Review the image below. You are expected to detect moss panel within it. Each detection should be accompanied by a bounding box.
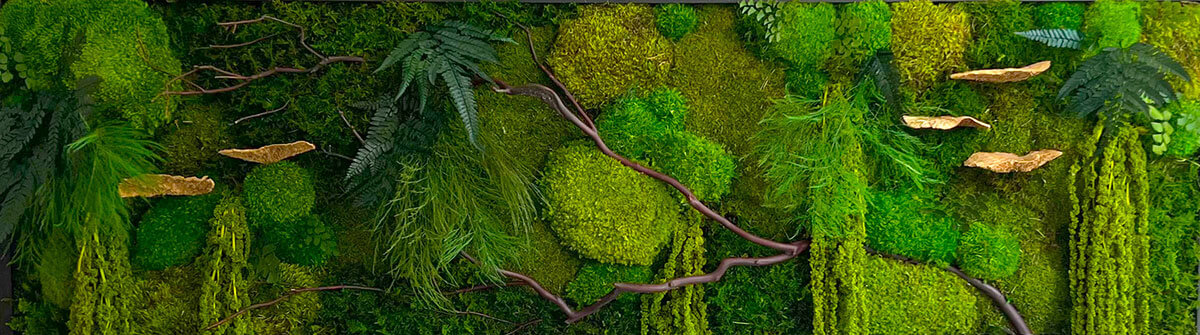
[669,5,790,238]
[890,0,972,93]
[1083,0,1142,50]
[510,218,582,295]
[863,256,980,334]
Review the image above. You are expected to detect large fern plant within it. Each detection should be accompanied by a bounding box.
[0,78,95,251]
[1058,43,1190,122]
[376,20,511,149]
[343,97,442,206]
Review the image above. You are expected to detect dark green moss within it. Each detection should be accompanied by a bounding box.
[705,221,811,335]
[133,193,222,270]
[244,161,315,227]
[958,0,1036,68]
[158,104,234,176]
[566,262,652,305]
[510,218,581,295]
[655,4,699,41]
[261,214,338,266]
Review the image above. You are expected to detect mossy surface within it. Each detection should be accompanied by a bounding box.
[959,0,1035,68]
[866,189,959,266]
[1082,0,1141,49]
[549,4,672,109]
[862,256,979,335]
[243,161,315,227]
[566,262,652,305]
[957,222,1021,280]
[1141,1,1200,100]
[828,0,892,83]
[655,4,699,41]
[261,214,338,266]
[1146,160,1199,335]
[771,2,836,68]
[890,0,971,93]
[133,193,222,270]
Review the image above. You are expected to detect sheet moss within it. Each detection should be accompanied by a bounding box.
[890,0,971,93]
[862,256,980,335]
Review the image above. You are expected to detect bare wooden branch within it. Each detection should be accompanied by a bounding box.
[233,101,290,125]
[204,285,383,330]
[444,282,527,296]
[339,110,365,144]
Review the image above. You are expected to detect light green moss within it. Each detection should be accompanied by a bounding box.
[771,2,836,68]
[243,161,315,227]
[510,218,581,295]
[866,189,959,266]
[890,0,971,92]
[1083,0,1141,49]
[863,256,980,335]
[828,0,892,83]
[1141,1,1200,100]
[566,262,651,305]
[549,4,672,109]
[957,223,1021,280]
[542,144,678,265]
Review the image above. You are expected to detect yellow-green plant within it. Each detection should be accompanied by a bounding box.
[641,214,708,335]
[549,4,672,109]
[199,196,252,335]
[889,0,971,92]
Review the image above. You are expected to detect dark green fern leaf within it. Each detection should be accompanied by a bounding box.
[860,50,902,114]
[1060,43,1191,121]
[442,70,481,149]
[1015,28,1083,50]
[345,98,443,207]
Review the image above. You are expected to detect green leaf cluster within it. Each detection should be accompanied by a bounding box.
[862,256,980,335]
[956,222,1021,280]
[0,0,180,131]
[596,88,738,202]
[1082,0,1141,50]
[655,4,698,42]
[132,193,221,270]
[1058,43,1190,121]
[0,25,29,85]
[566,262,652,306]
[737,0,780,47]
[549,4,672,109]
[828,1,892,83]
[1165,99,1200,158]
[244,161,316,227]
[344,97,442,207]
[261,214,339,266]
[889,0,971,92]
[542,144,678,266]
[376,20,511,148]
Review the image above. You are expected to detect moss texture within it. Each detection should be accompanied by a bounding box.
[890,0,971,93]
[549,4,672,109]
[1147,160,1200,335]
[566,262,652,305]
[542,144,679,265]
[655,4,699,41]
[1082,0,1141,50]
[957,222,1021,280]
[959,0,1035,68]
[862,256,979,335]
[1165,100,1200,158]
[1141,1,1200,100]
[772,2,836,68]
[243,161,315,227]
[132,193,222,270]
[865,189,959,266]
[828,0,892,83]
[261,214,338,266]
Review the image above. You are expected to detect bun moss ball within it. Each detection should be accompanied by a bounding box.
[133,192,221,270]
[244,161,315,227]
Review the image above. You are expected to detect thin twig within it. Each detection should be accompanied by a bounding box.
[449,309,515,324]
[339,110,365,144]
[506,318,542,335]
[200,32,284,50]
[233,101,290,125]
[443,281,527,296]
[204,285,383,330]
[321,145,353,161]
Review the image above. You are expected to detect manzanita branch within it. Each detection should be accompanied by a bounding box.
[164,16,365,96]
[867,248,1032,335]
[204,285,383,331]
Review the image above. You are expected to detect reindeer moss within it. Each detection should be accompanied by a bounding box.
[1141,1,1200,100]
[863,256,980,335]
[1083,0,1141,50]
[542,144,678,265]
[890,0,971,93]
[549,4,672,109]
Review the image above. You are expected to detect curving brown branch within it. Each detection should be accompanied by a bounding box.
[867,248,1032,335]
[204,285,383,331]
[164,16,365,96]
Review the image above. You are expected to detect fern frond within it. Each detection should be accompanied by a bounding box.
[1015,29,1083,50]
[1130,43,1192,82]
[377,32,430,74]
[442,71,481,149]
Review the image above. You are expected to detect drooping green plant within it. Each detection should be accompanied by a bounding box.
[542,144,678,265]
[1058,43,1190,122]
[956,222,1021,280]
[566,262,652,306]
[655,4,698,41]
[641,214,708,335]
[199,196,252,335]
[132,193,221,270]
[376,20,511,148]
[371,119,535,307]
[1,79,93,252]
[243,161,315,228]
[549,4,672,109]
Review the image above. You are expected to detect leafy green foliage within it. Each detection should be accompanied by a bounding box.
[0,82,91,250]
[596,89,737,202]
[1058,43,1190,121]
[566,262,652,306]
[0,25,29,86]
[132,193,221,270]
[199,196,252,335]
[542,144,677,265]
[737,0,780,44]
[0,0,180,131]
[8,298,68,335]
[862,256,980,334]
[1142,1,1200,100]
[1165,100,1200,157]
[376,20,511,148]
[772,2,836,68]
[262,214,339,266]
[343,97,442,207]
[956,223,1021,280]
[1069,124,1151,335]
[655,4,698,41]
[1034,3,1085,30]
[1016,29,1084,50]
[244,161,315,227]
[1083,0,1141,50]
[866,189,959,266]
[889,0,971,92]
[371,121,536,306]
[1148,103,1174,155]
[549,4,672,109]
[828,0,891,82]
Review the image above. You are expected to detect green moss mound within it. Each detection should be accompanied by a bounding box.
[771,2,836,68]
[890,0,971,92]
[1141,1,1200,100]
[0,0,180,131]
[1034,3,1085,29]
[1083,0,1141,49]
[542,144,678,265]
[957,222,1021,280]
[262,214,338,266]
[244,161,316,227]
[865,190,959,266]
[828,0,892,83]
[549,4,672,109]
[656,4,698,41]
[959,0,1035,68]
[1166,100,1200,158]
[133,193,222,270]
[510,219,581,295]
[863,256,980,334]
[159,105,233,176]
[1147,160,1200,335]
[566,262,652,305]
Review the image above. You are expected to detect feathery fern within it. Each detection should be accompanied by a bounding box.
[1015,28,1084,50]
[1059,43,1191,122]
[376,20,511,149]
[0,77,95,253]
[343,97,442,207]
[738,0,781,43]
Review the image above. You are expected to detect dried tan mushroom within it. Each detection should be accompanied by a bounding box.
[119,174,215,198]
[963,150,1063,173]
[949,61,1052,83]
[902,115,992,130]
[218,140,315,164]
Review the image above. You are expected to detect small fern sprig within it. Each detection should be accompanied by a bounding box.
[376,20,513,149]
[344,97,442,207]
[1015,29,1084,50]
